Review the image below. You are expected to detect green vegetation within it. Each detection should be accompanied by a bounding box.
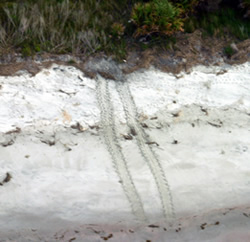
[0,0,133,57]
[0,0,115,54]
[131,0,183,37]
[0,0,249,59]
[224,45,235,57]
[198,8,250,40]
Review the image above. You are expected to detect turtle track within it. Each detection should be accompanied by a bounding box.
[96,75,147,222]
[116,80,175,222]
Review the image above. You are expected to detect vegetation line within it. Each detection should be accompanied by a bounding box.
[0,0,249,60]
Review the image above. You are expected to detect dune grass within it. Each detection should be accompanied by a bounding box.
[0,0,249,60]
[0,0,135,57]
[184,7,250,40]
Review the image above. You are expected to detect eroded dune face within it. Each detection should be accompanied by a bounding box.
[0,61,249,241]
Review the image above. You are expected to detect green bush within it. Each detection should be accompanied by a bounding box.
[131,0,184,37]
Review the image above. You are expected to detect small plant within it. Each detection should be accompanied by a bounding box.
[184,17,196,33]
[68,59,76,64]
[131,0,184,38]
[110,23,125,39]
[224,45,234,58]
[21,46,33,57]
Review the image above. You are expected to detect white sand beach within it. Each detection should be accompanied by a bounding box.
[0,61,249,241]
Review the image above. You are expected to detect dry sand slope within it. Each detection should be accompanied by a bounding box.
[0,61,250,241]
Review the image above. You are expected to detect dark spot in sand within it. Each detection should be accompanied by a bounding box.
[1,173,12,185]
[175,227,181,232]
[130,128,137,136]
[5,127,21,134]
[87,227,101,234]
[89,125,100,130]
[41,140,55,146]
[207,121,222,128]
[148,224,159,228]
[172,112,179,117]
[101,234,113,240]
[71,122,85,132]
[201,107,208,115]
[2,140,14,147]
[122,134,133,140]
[58,89,77,95]
[141,123,149,128]
[146,141,159,146]
[216,70,227,75]
[172,140,178,144]
[200,223,207,230]
[78,75,84,82]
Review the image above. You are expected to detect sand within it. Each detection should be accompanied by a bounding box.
[0,61,249,241]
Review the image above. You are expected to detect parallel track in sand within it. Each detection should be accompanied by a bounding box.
[116,80,175,222]
[96,76,147,222]
[94,57,175,222]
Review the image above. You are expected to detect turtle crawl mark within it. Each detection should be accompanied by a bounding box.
[96,75,146,222]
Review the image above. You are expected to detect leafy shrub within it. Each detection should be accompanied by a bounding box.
[131,0,184,37]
